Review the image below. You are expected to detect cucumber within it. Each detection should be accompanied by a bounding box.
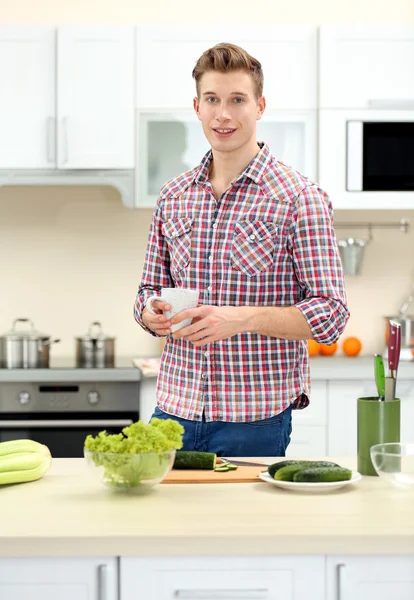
[274,464,310,481]
[268,459,340,479]
[173,451,217,470]
[293,467,352,483]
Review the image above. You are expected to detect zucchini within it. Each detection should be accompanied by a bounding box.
[173,451,217,470]
[293,467,352,483]
[268,459,340,479]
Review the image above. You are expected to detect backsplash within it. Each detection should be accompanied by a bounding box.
[1,186,414,358]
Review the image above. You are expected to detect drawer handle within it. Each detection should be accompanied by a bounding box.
[174,591,268,599]
[336,563,346,600]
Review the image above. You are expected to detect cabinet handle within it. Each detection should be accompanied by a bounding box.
[336,563,346,600]
[368,99,414,109]
[174,590,268,599]
[61,117,69,165]
[46,117,55,163]
[98,564,108,600]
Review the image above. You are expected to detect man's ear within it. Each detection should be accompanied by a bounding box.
[256,95,266,121]
[193,97,200,119]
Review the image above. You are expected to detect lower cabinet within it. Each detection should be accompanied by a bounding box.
[120,556,325,600]
[327,556,414,599]
[0,557,117,600]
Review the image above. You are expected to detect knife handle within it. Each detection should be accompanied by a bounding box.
[388,321,401,372]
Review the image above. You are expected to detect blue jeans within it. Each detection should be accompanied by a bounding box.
[150,405,292,457]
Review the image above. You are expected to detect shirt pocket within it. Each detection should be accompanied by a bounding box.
[162,217,194,274]
[230,220,277,277]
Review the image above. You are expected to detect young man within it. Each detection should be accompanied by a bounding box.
[134,43,349,457]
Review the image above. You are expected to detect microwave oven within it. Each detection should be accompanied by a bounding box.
[347,120,414,192]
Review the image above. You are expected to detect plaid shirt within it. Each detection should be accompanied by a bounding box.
[135,143,349,422]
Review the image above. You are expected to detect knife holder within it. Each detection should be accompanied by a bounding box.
[357,397,400,476]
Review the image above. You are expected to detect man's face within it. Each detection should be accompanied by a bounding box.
[193,70,266,155]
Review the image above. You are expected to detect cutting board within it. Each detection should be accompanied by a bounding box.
[162,464,267,484]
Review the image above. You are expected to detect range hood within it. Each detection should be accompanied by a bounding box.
[0,169,135,208]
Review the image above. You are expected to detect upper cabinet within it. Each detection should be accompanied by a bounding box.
[0,26,134,170]
[136,26,317,110]
[319,25,414,109]
[0,28,55,169]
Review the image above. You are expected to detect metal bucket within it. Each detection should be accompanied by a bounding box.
[338,238,369,276]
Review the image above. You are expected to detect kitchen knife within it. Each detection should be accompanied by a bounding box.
[384,320,401,401]
[374,354,385,401]
[219,458,267,467]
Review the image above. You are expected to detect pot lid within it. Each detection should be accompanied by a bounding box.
[1,318,49,340]
[76,321,115,341]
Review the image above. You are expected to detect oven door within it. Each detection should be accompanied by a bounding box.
[347,119,414,191]
[0,411,138,458]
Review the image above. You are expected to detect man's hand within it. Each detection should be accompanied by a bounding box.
[142,301,172,336]
[171,305,248,346]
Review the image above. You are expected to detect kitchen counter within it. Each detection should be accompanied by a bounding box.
[0,457,413,557]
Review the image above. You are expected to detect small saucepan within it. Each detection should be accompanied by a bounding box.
[75,321,115,368]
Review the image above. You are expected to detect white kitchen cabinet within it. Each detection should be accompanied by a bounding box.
[327,380,414,456]
[0,557,117,600]
[0,27,55,168]
[136,25,317,110]
[135,108,317,206]
[121,556,325,600]
[0,25,134,170]
[288,380,327,456]
[319,25,414,109]
[327,556,414,600]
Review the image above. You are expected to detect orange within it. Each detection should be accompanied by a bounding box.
[307,339,320,357]
[342,336,362,357]
[319,342,338,356]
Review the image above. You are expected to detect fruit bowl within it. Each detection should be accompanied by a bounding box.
[370,443,414,490]
[84,448,176,492]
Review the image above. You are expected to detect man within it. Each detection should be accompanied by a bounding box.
[134,43,349,457]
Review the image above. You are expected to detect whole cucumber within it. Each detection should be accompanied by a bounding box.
[268,459,340,479]
[293,467,352,483]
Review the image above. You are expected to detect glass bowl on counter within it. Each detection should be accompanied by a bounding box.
[370,443,414,490]
[84,448,176,493]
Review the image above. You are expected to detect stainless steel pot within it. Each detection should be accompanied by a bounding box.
[75,321,115,368]
[0,318,60,369]
[384,315,414,348]
[338,238,369,276]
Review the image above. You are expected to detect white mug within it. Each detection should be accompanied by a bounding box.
[146,288,200,333]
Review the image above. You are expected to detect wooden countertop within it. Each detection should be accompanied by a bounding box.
[0,457,413,557]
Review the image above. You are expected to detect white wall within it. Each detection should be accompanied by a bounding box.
[1,1,414,359]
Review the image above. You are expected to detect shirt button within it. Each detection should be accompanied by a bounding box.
[207,286,212,292]
[204,351,209,358]
[212,223,217,229]
[209,255,213,261]
[250,234,256,241]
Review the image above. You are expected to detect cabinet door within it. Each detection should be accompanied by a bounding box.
[121,556,325,600]
[0,27,55,168]
[136,26,317,109]
[287,425,327,457]
[0,557,117,600]
[327,556,414,600]
[57,26,134,169]
[319,25,414,109]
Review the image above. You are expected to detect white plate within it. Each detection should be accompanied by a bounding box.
[259,470,362,493]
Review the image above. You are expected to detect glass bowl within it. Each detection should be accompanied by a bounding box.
[84,448,176,493]
[370,443,414,490]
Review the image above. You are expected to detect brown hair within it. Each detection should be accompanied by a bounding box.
[192,43,264,99]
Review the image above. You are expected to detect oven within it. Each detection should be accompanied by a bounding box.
[347,118,414,192]
[0,380,140,458]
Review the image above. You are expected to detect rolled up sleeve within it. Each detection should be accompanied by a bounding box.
[289,185,350,344]
[134,200,174,337]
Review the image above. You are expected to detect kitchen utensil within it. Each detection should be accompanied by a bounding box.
[337,238,369,276]
[370,442,414,490]
[357,396,400,475]
[75,321,115,368]
[374,354,385,401]
[383,315,414,349]
[162,464,266,484]
[384,320,401,401]
[220,458,267,467]
[146,288,199,332]
[0,318,60,369]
